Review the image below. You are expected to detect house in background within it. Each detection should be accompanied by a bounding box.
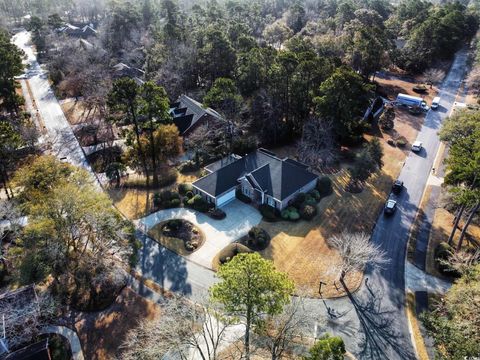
[56,23,97,38]
[170,94,225,136]
[112,63,145,85]
[192,148,318,209]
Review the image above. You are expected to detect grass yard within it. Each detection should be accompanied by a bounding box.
[109,170,201,219]
[73,287,161,360]
[61,100,101,125]
[258,78,427,298]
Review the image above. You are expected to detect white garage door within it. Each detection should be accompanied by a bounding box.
[216,189,236,207]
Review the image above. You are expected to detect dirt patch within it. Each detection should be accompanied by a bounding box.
[148,220,205,255]
[72,287,161,360]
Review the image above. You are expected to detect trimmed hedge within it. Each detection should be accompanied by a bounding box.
[208,208,227,220]
[236,189,252,204]
[259,204,277,222]
[178,183,193,195]
[153,190,181,209]
[246,226,271,250]
[308,189,321,202]
[185,194,210,213]
[281,206,300,221]
[300,204,317,220]
[317,176,333,197]
[178,160,199,174]
[219,243,253,264]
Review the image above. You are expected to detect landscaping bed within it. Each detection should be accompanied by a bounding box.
[147,219,205,255]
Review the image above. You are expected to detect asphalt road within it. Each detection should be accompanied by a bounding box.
[13,29,469,359]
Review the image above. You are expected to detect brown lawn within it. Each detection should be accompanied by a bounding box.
[109,170,201,219]
[61,100,101,125]
[257,76,429,298]
[73,287,161,360]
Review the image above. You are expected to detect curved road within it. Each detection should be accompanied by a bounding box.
[13,30,468,359]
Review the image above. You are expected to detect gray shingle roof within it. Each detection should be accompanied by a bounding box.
[193,149,318,200]
[170,95,224,135]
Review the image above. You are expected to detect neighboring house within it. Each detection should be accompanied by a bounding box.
[192,148,318,209]
[112,62,145,85]
[170,95,225,136]
[56,23,97,38]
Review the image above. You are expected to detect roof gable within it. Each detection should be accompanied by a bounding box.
[192,149,318,200]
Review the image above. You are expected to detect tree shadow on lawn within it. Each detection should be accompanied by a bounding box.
[343,280,416,360]
[136,230,192,296]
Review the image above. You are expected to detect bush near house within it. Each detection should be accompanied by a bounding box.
[219,243,253,264]
[308,189,321,202]
[185,194,210,212]
[246,226,271,250]
[281,207,300,221]
[178,160,199,174]
[300,204,317,220]
[317,176,333,197]
[208,208,227,220]
[236,189,252,204]
[178,183,193,195]
[259,204,278,222]
[153,190,181,209]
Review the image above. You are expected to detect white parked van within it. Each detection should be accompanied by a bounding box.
[431,96,440,110]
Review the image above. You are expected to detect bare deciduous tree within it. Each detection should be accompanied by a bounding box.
[121,296,234,360]
[0,287,56,351]
[260,296,311,360]
[327,232,389,283]
[298,117,337,171]
[440,248,480,276]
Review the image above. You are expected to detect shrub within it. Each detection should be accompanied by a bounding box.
[178,160,199,174]
[236,189,252,204]
[291,193,306,209]
[170,198,181,207]
[396,136,407,147]
[304,195,317,206]
[155,190,181,209]
[259,204,277,222]
[219,243,253,264]
[308,189,321,202]
[247,226,271,250]
[186,194,209,212]
[281,207,300,221]
[185,191,194,199]
[158,170,178,187]
[387,138,396,146]
[167,219,182,231]
[434,242,460,277]
[300,204,317,220]
[317,177,333,197]
[178,183,193,195]
[208,208,227,220]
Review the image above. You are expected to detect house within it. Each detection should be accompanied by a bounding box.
[56,23,97,38]
[192,149,318,209]
[170,95,225,136]
[112,62,145,85]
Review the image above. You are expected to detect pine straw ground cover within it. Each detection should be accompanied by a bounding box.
[260,105,423,298]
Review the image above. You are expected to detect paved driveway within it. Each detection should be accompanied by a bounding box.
[136,200,262,268]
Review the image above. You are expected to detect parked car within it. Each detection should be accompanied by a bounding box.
[431,96,440,110]
[411,141,423,152]
[392,180,404,194]
[384,199,397,215]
